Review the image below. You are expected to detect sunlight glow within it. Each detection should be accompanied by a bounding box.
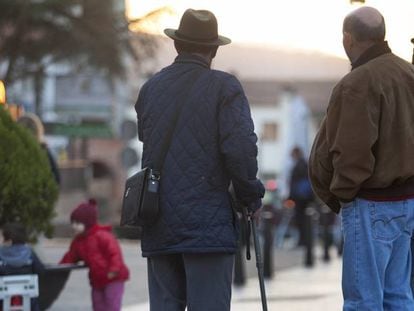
[126,0,414,61]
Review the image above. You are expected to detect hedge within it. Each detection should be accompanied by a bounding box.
[0,107,58,240]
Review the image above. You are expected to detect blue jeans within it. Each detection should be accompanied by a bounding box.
[341,198,414,310]
[147,253,234,311]
[412,238,414,296]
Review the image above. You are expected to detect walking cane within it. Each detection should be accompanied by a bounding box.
[242,206,268,311]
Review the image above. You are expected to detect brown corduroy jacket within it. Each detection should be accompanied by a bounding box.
[309,49,414,213]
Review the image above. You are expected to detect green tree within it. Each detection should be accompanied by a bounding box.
[0,107,58,239]
[0,0,163,115]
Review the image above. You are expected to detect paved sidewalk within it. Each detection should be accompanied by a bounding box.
[123,257,343,311]
[39,238,305,310]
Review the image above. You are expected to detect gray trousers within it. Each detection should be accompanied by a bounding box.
[147,253,234,311]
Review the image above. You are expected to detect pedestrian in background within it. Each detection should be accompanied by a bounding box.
[0,223,44,311]
[17,113,60,186]
[309,6,414,310]
[288,146,314,247]
[135,8,264,311]
[60,199,129,311]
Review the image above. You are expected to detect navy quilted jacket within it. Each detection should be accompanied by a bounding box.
[135,53,264,257]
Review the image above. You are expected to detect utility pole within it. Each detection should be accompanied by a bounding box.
[411,38,414,65]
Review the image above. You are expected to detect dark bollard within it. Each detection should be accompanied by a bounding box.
[262,209,274,278]
[322,229,332,262]
[304,207,316,267]
[337,236,344,256]
[320,206,333,262]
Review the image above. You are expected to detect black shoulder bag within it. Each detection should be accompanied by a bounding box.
[120,69,204,227]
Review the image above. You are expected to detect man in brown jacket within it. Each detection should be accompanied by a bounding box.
[309,6,414,310]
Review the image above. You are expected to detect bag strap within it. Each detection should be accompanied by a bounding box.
[152,68,205,174]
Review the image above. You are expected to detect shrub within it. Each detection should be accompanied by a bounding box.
[0,107,58,239]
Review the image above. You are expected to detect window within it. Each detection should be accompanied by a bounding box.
[261,122,278,141]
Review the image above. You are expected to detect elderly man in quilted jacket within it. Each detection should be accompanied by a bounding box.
[309,7,414,310]
[135,8,264,311]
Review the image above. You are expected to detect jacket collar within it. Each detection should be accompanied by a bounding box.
[174,53,210,69]
[352,41,392,70]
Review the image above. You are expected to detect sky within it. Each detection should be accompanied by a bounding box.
[126,0,414,61]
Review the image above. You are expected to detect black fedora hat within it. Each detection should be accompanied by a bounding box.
[164,9,231,46]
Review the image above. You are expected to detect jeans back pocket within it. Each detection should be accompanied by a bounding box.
[371,201,407,241]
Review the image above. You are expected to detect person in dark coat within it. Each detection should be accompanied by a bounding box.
[0,223,44,311]
[288,146,313,246]
[135,8,264,311]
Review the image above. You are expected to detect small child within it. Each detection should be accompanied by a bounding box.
[60,199,129,311]
[0,222,44,311]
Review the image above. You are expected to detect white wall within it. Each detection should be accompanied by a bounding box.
[250,91,317,197]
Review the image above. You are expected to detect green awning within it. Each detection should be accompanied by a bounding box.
[46,122,113,138]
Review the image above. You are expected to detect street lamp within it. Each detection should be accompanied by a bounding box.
[0,80,6,105]
[0,80,24,120]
